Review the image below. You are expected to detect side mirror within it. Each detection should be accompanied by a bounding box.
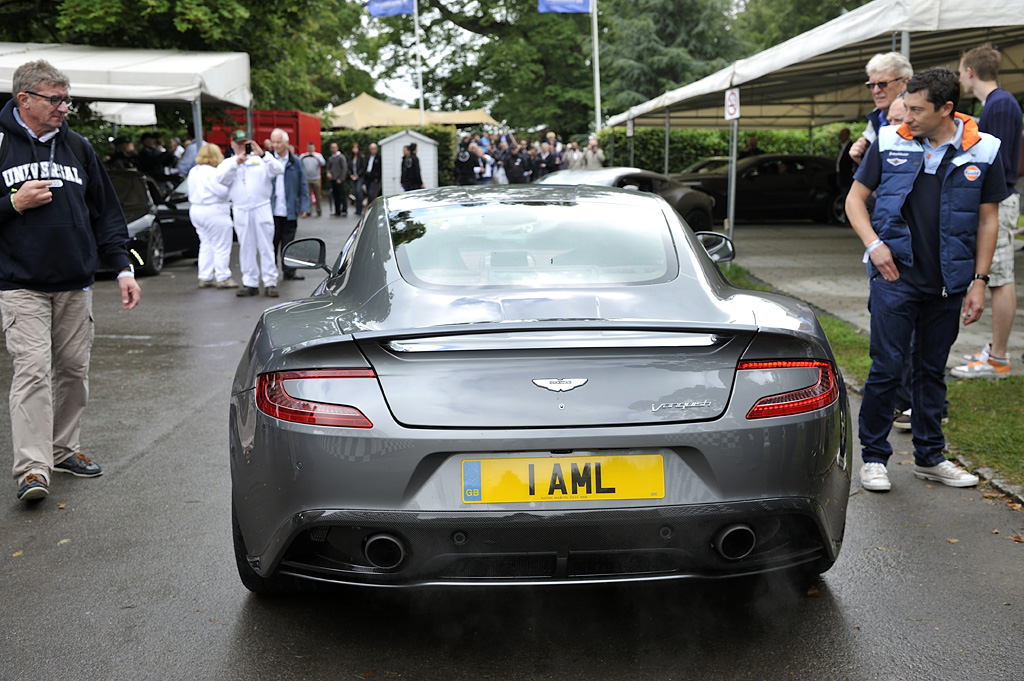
[283,238,330,273]
[695,231,736,263]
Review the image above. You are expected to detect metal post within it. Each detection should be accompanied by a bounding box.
[664,107,671,175]
[727,119,738,240]
[592,0,601,135]
[415,0,425,125]
[191,99,203,144]
[901,30,911,60]
[629,134,634,167]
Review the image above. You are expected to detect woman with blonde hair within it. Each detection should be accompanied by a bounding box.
[187,143,237,288]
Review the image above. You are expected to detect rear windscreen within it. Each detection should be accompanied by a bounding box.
[389,202,678,289]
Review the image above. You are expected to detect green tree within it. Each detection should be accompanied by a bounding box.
[735,0,872,52]
[0,0,370,112]
[601,0,745,112]
[359,0,596,134]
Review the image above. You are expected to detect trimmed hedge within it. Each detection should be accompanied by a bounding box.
[598,122,869,173]
[322,125,460,188]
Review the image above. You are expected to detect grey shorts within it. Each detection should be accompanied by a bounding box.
[988,192,1020,288]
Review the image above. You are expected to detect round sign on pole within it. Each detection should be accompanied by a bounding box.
[725,88,740,121]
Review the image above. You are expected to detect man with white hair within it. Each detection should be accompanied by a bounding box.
[217,129,284,297]
[269,128,309,282]
[849,52,913,164]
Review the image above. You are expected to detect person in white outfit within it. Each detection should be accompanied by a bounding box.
[217,131,284,298]
[187,143,237,288]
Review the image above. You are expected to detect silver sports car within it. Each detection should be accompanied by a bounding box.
[230,185,851,593]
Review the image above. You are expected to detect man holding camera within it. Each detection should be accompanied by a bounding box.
[217,130,284,297]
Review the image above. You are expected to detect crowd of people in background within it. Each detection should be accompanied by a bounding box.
[454,130,605,185]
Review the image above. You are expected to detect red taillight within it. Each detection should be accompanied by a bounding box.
[255,369,376,428]
[738,360,839,419]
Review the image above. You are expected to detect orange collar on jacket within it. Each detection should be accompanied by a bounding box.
[896,111,980,150]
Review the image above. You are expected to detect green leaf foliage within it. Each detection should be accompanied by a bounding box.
[2,0,369,112]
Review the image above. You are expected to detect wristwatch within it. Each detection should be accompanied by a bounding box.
[973,273,990,283]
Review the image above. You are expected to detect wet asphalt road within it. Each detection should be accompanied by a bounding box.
[0,215,1022,681]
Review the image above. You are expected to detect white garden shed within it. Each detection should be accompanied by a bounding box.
[378,129,438,197]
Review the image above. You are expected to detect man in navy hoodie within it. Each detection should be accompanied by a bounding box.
[0,60,141,502]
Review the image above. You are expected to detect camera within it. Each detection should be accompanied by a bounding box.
[245,142,253,154]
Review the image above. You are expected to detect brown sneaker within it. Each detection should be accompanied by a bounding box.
[215,278,240,289]
[198,279,215,288]
[265,286,279,298]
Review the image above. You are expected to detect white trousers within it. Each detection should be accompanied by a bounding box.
[232,203,278,288]
[189,203,234,282]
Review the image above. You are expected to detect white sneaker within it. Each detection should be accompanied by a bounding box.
[914,460,979,487]
[950,357,1010,379]
[860,462,891,492]
[961,342,991,362]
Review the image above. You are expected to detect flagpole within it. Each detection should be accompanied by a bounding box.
[591,0,601,135]
[415,0,425,125]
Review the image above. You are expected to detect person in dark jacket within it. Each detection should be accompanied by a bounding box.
[846,67,1004,493]
[268,128,310,282]
[324,141,348,216]
[454,138,477,185]
[401,143,424,191]
[362,143,382,208]
[0,60,141,502]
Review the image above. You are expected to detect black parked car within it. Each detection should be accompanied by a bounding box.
[538,167,716,231]
[106,170,199,276]
[673,154,847,224]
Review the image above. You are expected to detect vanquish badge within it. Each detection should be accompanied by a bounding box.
[533,378,588,392]
[963,165,981,181]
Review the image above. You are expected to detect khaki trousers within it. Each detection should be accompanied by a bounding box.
[0,288,93,484]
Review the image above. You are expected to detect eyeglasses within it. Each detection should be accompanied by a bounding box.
[865,79,899,91]
[24,91,72,106]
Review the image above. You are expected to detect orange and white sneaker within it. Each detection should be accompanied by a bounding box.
[961,342,991,363]
[950,356,1011,379]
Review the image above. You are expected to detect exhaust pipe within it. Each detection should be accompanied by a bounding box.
[713,524,757,561]
[364,533,406,570]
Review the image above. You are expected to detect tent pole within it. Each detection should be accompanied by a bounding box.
[728,119,738,241]
[191,99,203,144]
[246,107,253,139]
[415,0,425,126]
[664,107,670,176]
[629,133,634,167]
[901,30,911,60]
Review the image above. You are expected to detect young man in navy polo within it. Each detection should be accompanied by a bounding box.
[845,67,1006,492]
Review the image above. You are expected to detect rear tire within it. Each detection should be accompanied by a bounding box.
[825,191,847,225]
[232,502,313,594]
[684,208,713,232]
[138,225,165,276]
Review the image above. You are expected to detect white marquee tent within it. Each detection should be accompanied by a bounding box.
[0,42,251,141]
[607,0,1024,130]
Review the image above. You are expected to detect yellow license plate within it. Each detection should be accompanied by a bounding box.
[461,454,664,503]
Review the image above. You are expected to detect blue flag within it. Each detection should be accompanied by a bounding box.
[368,0,414,17]
[538,0,590,12]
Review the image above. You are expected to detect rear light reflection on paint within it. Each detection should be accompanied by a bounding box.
[256,370,375,428]
[738,360,839,419]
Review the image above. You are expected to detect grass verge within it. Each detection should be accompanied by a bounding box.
[721,262,1024,488]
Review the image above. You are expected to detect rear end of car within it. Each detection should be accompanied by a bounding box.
[229,187,851,591]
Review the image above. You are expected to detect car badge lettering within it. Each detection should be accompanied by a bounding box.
[533,378,588,392]
[963,165,981,181]
[886,157,907,167]
[652,400,713,412]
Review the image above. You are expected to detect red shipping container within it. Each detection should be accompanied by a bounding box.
[206,109,322,154]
